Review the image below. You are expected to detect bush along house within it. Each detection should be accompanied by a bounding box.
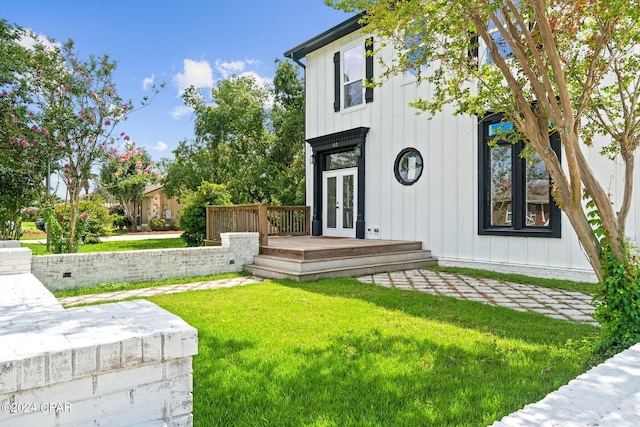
[284,12,640,283]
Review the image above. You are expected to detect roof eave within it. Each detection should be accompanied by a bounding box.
[283,11,366,62]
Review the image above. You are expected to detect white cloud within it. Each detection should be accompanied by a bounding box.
[215,59,246,79]
[142,74,155,91]
[215,59,273,87]
[245,59,262,66]
[152,141,168,151]
[239,70,273,88]
[18,30,59,51]
[170,105,193,120]
[169,57,273,119]
[173,59,214,95]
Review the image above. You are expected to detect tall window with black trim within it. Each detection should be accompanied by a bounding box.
[334,38,373,112]
[478,113,561,237]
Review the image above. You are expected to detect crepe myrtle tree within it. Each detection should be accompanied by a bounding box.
[0,21,64,236]
[100,142,160,232]
[328,0,640,353]
[24,37,161,252]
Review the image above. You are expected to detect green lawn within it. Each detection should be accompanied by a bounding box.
[148,278,599,427]
[22,237,186,255]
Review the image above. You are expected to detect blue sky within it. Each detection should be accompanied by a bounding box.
[1,1,352,161]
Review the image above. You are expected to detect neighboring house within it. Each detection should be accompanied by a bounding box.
[140,184,182,230]
[284,13,639,282]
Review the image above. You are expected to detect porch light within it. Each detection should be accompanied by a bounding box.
[354,146,362,157]
[310,154,316,164]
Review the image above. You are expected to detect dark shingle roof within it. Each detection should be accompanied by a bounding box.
[283,12,365,62]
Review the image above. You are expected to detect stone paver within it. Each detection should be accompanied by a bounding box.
[358,269,596,323]
[58,275,262,306]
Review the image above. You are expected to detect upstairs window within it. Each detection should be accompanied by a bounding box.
[478,113,561,237]
[334,38,373,112]
[485,0,521,64]
[343,44,364,108]
[486,17,514,64]
[404,23,428,78]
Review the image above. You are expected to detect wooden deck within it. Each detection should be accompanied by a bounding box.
[261,236,424,261]
[245,236,435,281]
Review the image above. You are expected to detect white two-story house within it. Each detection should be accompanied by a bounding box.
[284,12,639,282]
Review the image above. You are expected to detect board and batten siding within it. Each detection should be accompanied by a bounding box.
[304,28,639,282]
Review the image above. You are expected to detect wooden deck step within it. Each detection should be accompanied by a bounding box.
[244,237,436,281]
[260,238,424,261]
[244,256,437,281]
[251,250,431,273]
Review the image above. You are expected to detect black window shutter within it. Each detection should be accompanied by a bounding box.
[334,51,341,112]
[365,38,374,103]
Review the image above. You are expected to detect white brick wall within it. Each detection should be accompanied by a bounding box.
[31,232,260,291]
[0,271,198,427]
[0,247,31,275]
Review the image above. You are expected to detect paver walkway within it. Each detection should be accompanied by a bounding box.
[60,268,595,325]
[58,275,263,306]
[358,269,596,323]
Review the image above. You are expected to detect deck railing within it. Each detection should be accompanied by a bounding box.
[205,204,310,246]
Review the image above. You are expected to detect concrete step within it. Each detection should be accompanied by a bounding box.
[244,256,437,282]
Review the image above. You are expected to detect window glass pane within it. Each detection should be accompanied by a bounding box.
[343,175,354,229]
[344,45,364,83]
[486,2,519,64]
[488,121,514,136]
[394,148,424,185]
[327,177,337,229]
[344,81,363,108]
[526,152,550,227]
[490,145,512,226]
[404,26,428,77]
[344,45,363,108]
[327,150,358,170]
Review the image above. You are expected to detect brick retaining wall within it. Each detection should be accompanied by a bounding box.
[0,271,197,426]
[31,232,260,291]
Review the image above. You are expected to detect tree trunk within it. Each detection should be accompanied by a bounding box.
[129,201,138,232]
[618,151,634,234]
[67,182,79,253]
[119,198,139,232]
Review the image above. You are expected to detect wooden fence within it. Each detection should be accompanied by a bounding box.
[205,204,310,246]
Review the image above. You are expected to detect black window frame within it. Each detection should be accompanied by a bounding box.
[478,112,561,238]
[394,147,424,186]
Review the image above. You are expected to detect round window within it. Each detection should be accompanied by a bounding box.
[394,148,424,186]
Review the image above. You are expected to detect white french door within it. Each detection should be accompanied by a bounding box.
[323,167,357,237]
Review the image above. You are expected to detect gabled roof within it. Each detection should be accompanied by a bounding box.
[283,12,366,63]
[143,183,164,195]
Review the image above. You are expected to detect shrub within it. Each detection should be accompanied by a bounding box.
[108,204,131,230]
[593,239,640,358]
[587,196,640,357]
[21,207,40,222]
[179,182,232,247]
[53,199,112,245]
[113,215,131,230]
[149,218,166,231]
